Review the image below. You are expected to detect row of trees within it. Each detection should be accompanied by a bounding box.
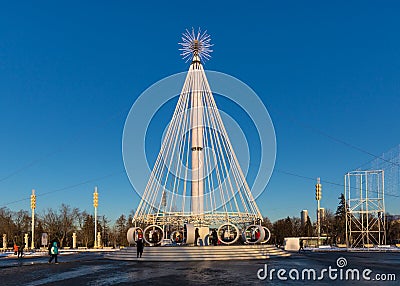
[264,194,347,246]
[1,194,399,248]
[0,204,134,248]
[264,194,400,246]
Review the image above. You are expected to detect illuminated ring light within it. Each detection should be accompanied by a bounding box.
[170,230,183,243]
[217,223,240,245]
[243,225,265,244]
[260,227,271,244]
[126,227,143,245]
[143,225,164,246]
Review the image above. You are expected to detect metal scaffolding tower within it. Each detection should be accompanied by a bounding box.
[371,144,400,196]
[345,170,386,248]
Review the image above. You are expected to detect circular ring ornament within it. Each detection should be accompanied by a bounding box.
[217,223,240,245]
[143,225,164,246]
[260,227,271,244]
[170,230,184,243]
[243,225,265,244]
[126,227,143,245]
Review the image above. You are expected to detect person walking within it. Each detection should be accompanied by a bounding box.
[212,229,218,246]
[13,243,19,256]
[48,241,59,264]
[136,234,144,258]
[299,239,304,253]
[17,242,24,258]
[194,228,200,246]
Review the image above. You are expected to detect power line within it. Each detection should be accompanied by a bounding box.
[0,170,126,208]
[275,169,343,188]
[0,104,132,184]
[275,168,400,198]
[273,110,400,169]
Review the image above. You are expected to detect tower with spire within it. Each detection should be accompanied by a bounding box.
[130,28,268,246]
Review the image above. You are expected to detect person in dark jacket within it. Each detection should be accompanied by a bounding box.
[212,229,218,246]
[194,228,200,246]
[299,239,304,253]
[136,235,144,258]
[17,242,24,258]
[48,241,59,264]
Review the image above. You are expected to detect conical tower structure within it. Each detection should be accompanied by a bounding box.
[130,29,267,246]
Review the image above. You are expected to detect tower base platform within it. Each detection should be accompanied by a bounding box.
[105,245,290,261]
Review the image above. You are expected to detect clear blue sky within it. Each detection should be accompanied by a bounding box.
[1,1,399,223]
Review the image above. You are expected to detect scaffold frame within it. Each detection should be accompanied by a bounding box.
[345,170,386,248]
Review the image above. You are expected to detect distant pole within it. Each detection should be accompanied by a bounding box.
[24,233,28,249]
[162,191,166,239]
[93,187,99,248]
[3,234,7,249]
[30,189,36,249]
[315,178,322,247]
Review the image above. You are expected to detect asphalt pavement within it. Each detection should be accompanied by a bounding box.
[1,251,399,285]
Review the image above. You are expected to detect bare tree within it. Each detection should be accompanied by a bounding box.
[42,204,79,248]
[13,210,31,244]
[59,204,79,248]
[0,207,16,246]
[42,207,61,244]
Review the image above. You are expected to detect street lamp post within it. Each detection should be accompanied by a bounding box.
[315,178,322,247]
[30,189,36,249]
[93,187,98,248]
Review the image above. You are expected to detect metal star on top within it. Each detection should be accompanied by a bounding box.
[179,28,213,62]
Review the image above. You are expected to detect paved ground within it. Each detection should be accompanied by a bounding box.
[1,251,399,285]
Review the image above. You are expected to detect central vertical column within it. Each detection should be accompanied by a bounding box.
[191,54,204,216]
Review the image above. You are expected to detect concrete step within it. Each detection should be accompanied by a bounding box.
[112,246,284,254]
[106,255,270,261]
[113,249,286,256]
[105,245,290,261]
